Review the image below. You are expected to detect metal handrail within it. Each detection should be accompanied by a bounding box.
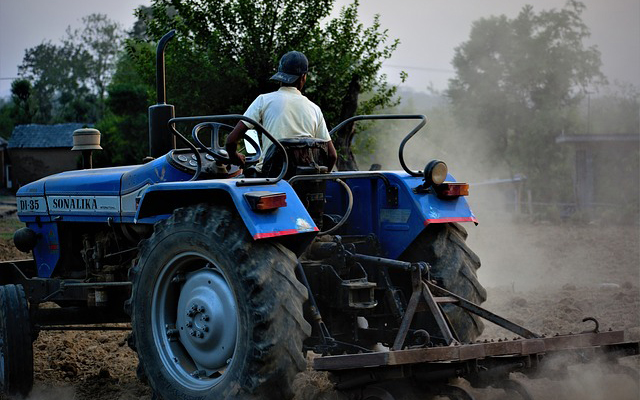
[328,114,427,177]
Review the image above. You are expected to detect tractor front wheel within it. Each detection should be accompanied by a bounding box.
[0,284,34,397]
[129,204,310,400]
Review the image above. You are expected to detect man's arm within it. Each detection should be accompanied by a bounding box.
[327,140,337,171]
[225,121,249,166]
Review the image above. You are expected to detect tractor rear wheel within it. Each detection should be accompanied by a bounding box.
[0,284,33,397]
[129,204,310,400]
[400,223,486,342]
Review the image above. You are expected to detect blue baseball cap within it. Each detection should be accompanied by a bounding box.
[270,51,308,84]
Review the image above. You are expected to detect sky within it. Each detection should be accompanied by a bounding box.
[0,0,638,99]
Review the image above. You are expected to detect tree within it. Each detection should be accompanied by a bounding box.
[129,6,154,40]
[447,1,605,200]
[129,0,401,170]
[0,100,14,139]
[94,49,153,167]
[67,14,123,111]
[587,83,640,134]
[306,3,403,169]
[19,41,75,122]
[18,14,123,123]
[10,79,34,125]
[0,79,35,139]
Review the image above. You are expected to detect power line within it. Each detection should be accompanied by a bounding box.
[384,64,455,74]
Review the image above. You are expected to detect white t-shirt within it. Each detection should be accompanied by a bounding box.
[241,87,330,168]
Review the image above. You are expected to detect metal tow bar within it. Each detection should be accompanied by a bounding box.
[313,277,640,400]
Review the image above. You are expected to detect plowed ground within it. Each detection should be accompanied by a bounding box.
[1,211,637,400]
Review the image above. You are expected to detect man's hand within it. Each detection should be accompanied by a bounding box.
[226,121,249,167]
[228,151,246,167]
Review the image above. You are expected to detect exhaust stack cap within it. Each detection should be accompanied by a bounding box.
[72,128,103,151]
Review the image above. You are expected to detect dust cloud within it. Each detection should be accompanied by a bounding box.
[24,385,76,400]
[3,95,637,400]
[444,361,639,400]
[352,93,640,399]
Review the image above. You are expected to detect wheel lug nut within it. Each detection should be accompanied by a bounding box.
[198,306,205,313]
[190,330,196,336]
[196,331,204,338]
[202,314,209,321]
[203,326,209,332]
[186,321,193,328]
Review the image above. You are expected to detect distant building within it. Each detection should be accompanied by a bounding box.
[8,123,88,188]
[556,133,640,216]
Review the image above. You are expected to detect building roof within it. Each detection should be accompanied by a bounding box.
[0,137,7,148]
[556,133,640,145]
[8,123,90,149]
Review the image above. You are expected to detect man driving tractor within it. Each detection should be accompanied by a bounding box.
[225,51,337,174]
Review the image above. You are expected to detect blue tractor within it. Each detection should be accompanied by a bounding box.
[4,31,636,400]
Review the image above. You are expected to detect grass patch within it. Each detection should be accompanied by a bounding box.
[0,215,23,240]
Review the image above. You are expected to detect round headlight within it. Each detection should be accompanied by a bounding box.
[423,160,448,187]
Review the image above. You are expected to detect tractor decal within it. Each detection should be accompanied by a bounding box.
[17,197,47,215]
[47,196,120,214]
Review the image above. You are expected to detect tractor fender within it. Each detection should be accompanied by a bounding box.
[134,179,319,241]
[324,172,477,259]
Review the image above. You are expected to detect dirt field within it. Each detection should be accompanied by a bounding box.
[1,212,638,399]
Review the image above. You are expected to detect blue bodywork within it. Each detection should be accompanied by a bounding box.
[16,152,475,277]
[16,153,318,277]
[324,172,476,259]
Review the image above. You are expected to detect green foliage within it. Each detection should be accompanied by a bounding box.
[0,79,35,138]
[10,79,34,126]
[447,1,605,202]
[306,2,401,169]
[93,49,154,167]
[305,3,400,124]
[586,83,640,134]
[0,100,14,139]
[95,111,149,166]
[18,14,123,124]
[69,14,124,106]
[128,0,401,170]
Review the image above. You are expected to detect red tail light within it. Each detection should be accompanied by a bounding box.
[435,182,469,199]
[244,191,287,211]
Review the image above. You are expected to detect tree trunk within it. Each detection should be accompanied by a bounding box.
[334,74,360,171]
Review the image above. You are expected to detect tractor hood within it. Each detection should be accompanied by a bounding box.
[43,166,136,196]
[16,155,192,222]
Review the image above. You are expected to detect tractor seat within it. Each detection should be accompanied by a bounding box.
[260,137,331,179]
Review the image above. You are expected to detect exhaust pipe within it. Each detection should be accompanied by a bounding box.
[148,30,177,158]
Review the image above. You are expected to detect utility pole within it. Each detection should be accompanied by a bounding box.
[585,90,593,134]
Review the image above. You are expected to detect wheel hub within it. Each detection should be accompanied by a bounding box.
[175,268,237,371]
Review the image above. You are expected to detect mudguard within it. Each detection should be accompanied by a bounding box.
[135,179,319,240]
[324,171,476,259]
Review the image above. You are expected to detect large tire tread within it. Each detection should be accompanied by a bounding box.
[129,204,309,400]
[400,223,486,342]
[0,284,33,397]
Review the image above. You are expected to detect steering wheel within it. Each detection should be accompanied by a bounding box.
[192,122,262,165]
